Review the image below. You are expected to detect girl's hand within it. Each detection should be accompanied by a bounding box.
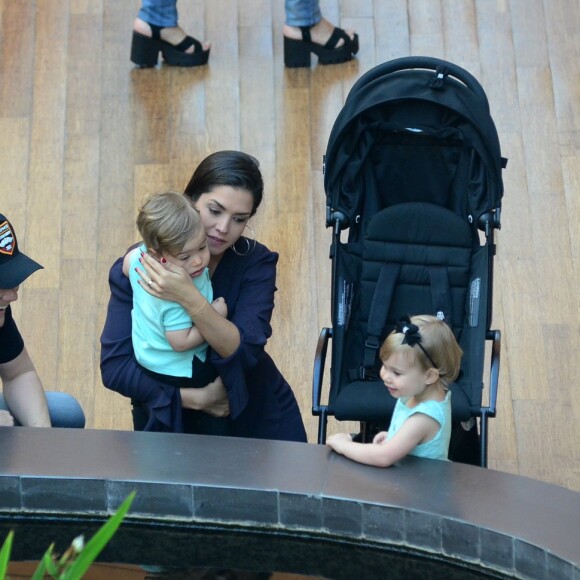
[326,432,353,453]
[373,431,388,444]
[136,251,198,303]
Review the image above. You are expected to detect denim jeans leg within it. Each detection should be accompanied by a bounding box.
[285,0,322,27]
[138,0,179,28]
[0,392,86,428]
[46,392,86,428]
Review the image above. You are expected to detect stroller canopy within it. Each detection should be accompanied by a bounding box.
[324,57,505,230]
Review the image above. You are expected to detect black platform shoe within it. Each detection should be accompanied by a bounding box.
[131,23,210,68]
[284,25,359,68]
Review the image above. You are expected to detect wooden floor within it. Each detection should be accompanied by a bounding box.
[1,0,578,492]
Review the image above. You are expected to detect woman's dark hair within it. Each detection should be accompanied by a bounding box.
[184,151,264,216]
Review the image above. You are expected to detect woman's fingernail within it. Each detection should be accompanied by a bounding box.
[161,257,167,264]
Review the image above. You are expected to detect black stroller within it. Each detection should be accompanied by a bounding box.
[312,57,506,467]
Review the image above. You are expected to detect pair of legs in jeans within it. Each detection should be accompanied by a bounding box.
[139,0,323,28]
[132,0,358,68]
[0,392,85,428]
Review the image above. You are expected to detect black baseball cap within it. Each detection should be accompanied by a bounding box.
[0,213,43,288]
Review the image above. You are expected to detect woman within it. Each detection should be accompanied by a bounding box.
[100,151,307,442]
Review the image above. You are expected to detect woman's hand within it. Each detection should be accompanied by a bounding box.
[202,378,230,417]
[138,251,240,359]
[136,251,199,304]
[180,377,230,418]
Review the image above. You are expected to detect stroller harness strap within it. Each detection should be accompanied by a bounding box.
[360,263,401,379]
[357,264,454,380]
[428,267,453,328]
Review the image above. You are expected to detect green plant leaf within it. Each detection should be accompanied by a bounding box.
[0,531,14,580]
[64,491,135,579]
[30,544,55,580]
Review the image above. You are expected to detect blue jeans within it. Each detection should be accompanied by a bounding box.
[285,0,322,27]
[139,0,322,28]
[0,392,86,428]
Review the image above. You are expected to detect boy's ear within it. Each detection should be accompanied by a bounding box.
[425,367,440,385]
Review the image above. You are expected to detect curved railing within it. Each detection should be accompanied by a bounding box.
[0,428,578,578]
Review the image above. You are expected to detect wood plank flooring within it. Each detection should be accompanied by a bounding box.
[1,0,578,491]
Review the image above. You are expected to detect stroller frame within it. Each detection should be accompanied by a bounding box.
[312,57,505,468]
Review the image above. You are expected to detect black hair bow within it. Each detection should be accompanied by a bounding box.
[395,316,438,368]
[395,316,422,347]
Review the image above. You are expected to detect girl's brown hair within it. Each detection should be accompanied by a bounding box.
[380,315,463,388]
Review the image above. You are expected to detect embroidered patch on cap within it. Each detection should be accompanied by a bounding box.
[0,221,16,256]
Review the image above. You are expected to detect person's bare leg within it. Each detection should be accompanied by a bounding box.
[133,17,210,53]
[283,17,355,47]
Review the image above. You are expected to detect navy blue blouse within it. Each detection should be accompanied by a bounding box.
[100,239,307,442]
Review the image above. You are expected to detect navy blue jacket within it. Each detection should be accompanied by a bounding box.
[100,239,307,442]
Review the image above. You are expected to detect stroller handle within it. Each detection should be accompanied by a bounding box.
[349,56,490,112]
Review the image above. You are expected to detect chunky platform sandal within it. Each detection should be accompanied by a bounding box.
[284,25,359,68]
[130,23,210,68]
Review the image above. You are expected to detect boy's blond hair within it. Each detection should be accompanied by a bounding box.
[379,315,463,388]
[136,191,202,255]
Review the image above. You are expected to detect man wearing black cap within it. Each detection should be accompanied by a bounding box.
[0,213,84,428]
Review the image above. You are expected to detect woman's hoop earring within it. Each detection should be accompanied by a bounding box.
[231,224,257,256]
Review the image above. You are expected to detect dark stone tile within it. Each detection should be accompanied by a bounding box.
[442,519,480,562]
[321,452,579,568]
[153,435,331,495]
[405,510,441,551]
[0,477,21,510]
[323,453,410,506]
[480,528,514,573]
[279,492,322,529]
[514,539,547,580]
[363,504,405,543]
[322,498,362,537]
[547,554,576,580]
[21,477,106,513]
[0,430,141,480]
[107,481,193,520]
[194,486,278,524]
[0,430,330,497]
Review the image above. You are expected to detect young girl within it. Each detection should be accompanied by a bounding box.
[122,191,228,434]
[327,315,462,466]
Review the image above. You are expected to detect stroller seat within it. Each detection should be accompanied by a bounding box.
[333,202,482,428]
